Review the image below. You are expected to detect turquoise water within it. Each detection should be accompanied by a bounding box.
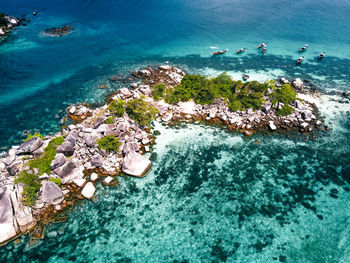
[1,0,350,262]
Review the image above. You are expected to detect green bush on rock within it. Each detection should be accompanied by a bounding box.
[125,96,159,126]
[270,84,296,116]
[97,135,121,153]
[23,132,45,142]
[14,171,41,206]
[105,117,114,124]
[152,84,166,101]
[276,105,294,116]
[28,136,64,175]
[49,177,62,186]
[108,99,125,117]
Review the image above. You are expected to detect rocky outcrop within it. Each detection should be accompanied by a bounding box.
[56,141,74,156]
[15,137,43,155]
[41,181,64,204]
[122,152,152,177]
[0,187,19,244]
[50,153,66,170]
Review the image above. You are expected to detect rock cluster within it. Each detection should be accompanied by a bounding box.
[0,14,20,41]
[42,25,74,37]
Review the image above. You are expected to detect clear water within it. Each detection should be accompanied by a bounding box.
[1,0,350,262]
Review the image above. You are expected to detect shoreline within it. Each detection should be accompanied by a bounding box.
[0,65,326,247]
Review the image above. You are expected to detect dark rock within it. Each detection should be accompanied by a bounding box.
[56,141,74,157]
[50,153,66,170]
[91,155,103,167]
[16,137,43,155]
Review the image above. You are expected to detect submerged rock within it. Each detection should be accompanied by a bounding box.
[122,152,152,177]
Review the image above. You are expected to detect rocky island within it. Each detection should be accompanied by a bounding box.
[0,65,324,246]
[0,12,20,41]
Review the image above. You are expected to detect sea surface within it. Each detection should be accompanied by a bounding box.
[0,0,350,262]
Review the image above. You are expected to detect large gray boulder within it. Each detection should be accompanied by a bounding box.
[122,152,152,177]
[292,78,303,90]
[81,182,96,199]
[50,153,66,170]
[0,187,19,244]
[41,181,64,204]
[54,160,76,179]
[16,137,43,155]
[56,141,74,157]
[6,159,23,176]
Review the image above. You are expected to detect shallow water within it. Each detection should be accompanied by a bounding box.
[1,0,350,262]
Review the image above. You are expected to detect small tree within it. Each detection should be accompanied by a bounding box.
[109,99,125,117]
[125,96,159,126]
[97,135,121,153]
[152,84,166,101]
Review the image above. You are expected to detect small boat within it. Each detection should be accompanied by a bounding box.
[236,48,246,54]
[212,49,227,55]
[243,74,249,81]
[298,44,309,52]
[296,56,304,65]
[262,48,267,54]
[258,42,267,48]
[318,52,326,60]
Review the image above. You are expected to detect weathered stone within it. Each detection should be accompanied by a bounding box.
[54,160,76,179]
[50,153,66,170]
[118,87,133,99]
[300,122,308,128]
[122,152,152,177]
[41,181,64,204]
[102,176,113,186]
[66,135,76,147]
[2,155,16,167]
[16,137,43,155]
[91,155,103,167]
[292,78,303,90]
[73,178,86,187]
[295,100,304,109]
[56,141,74,157]
[90,173,99,182]
[85,135,96,147]
[123,142,140,154]
[162,113,173,122]
[93,117,105,129]
[7,160,23,176]
[269,122,277,131]
[0,187,19,244]
[81,182,96,199]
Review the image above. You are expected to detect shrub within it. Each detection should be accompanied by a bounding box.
[152,84,166,101]
[229,100,242,111]
[23,132,45,142]
[109,99,125,117]
[49,177,62,186]
[28,136,64,175]
[125,96,159,126]
[14,171,41,206]
[97,135,121,153]
[270,84,296,105]
[105,117,114,124]
[276,105,294,116]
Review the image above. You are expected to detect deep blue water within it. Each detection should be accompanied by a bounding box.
[0,0,350,262]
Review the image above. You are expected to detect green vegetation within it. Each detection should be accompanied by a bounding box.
[28,136,64,175]
[105,117,114,124]
[0,13,8,28]
[125,96,159,126]
[49,177,62,186]
[97,135,121,153]
[152,73,271,111]
[108,99,125,117]
[151,84,166,101]
[270,84,296,105]
[270,84,296,116]
[23,132,45,142]
[276,105,294,116]
[14,171,41,206]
